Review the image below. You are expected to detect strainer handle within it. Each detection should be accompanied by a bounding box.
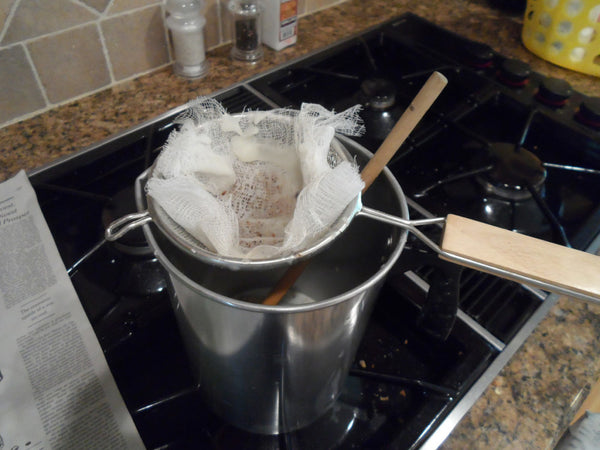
[105,211,152,241]
[359,207,600,305]
[358,206,446,253]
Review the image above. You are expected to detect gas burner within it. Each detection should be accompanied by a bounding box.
[360,78,397,110]
[102,186,152,256]
[359,78,402,143]
[408,138,554,239]
[477,142,547,201]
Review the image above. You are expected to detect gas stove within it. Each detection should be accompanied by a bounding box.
[27,13,600,450]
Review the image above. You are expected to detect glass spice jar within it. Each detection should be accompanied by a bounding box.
[228,0,264,63]
[165,0,210,78]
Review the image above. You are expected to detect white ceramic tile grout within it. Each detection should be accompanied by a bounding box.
[0,0,22,43]
[21,42,51,107]
[304,0,347,17]
[104,0,117,16]
[1,20,97,49]
[0,0,342,128]
[97,21,116,84]
[100,1,162,20]
[0,2,162,52]
[0,60,174,129]
[74,0,103,17]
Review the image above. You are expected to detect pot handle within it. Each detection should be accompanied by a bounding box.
[105,211,152,241]
[358,207,600,304]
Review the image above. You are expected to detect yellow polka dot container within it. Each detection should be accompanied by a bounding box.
[522,0,600,76]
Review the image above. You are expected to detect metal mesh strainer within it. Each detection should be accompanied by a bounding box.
[105,136,363,270]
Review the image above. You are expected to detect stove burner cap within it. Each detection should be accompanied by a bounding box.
[478,142,547,200]
[361,78,396,110]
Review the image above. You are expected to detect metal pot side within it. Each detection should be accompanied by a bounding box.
[135,138,409,434]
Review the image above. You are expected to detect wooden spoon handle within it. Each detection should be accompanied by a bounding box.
[262,260,310,306]
[440,214,600,300]
[262,71,448,306]
[360,71,448,192]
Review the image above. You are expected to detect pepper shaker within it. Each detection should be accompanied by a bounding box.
[165,0,210,78]
[228,0,263,63]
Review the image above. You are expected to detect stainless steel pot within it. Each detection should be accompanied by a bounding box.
[134,140,409,434]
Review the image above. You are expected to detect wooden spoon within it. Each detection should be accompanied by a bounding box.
[262,71,449,306]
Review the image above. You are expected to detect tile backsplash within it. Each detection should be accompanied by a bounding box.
[0,0,345,128]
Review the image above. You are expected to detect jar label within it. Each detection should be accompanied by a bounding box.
[280,0,297,22]
[279,0,297,42]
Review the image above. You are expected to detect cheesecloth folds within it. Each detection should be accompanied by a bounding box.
[146,97,365,260]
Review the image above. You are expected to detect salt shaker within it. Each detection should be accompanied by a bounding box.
[228,0,263,63]
[165,0,209,78]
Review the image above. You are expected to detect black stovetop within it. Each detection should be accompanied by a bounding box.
[28,13,600,450]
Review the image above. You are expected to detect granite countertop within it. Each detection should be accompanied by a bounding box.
[2,0,600,448]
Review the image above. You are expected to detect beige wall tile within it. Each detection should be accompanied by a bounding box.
[0,0,343,126]
[220,0,233,43]
[101,6,169,80]
[28,24,111,104]
[297,0,306,15]
[0,45,46,124]
[0,0,17,32]
[306,0,342,13]
[108,0,161,15]
[82,0,111,13]
[1,0,97,45]
[204,0,221,49]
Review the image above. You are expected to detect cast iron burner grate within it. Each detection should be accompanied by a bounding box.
[394,97,600,248]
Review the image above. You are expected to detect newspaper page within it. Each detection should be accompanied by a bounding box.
[0,171,145,449]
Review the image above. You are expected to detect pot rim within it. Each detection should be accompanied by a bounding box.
[138,134,410,313]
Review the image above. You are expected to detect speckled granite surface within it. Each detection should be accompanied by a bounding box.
[441,296,600,449]
[1,0,600,448]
